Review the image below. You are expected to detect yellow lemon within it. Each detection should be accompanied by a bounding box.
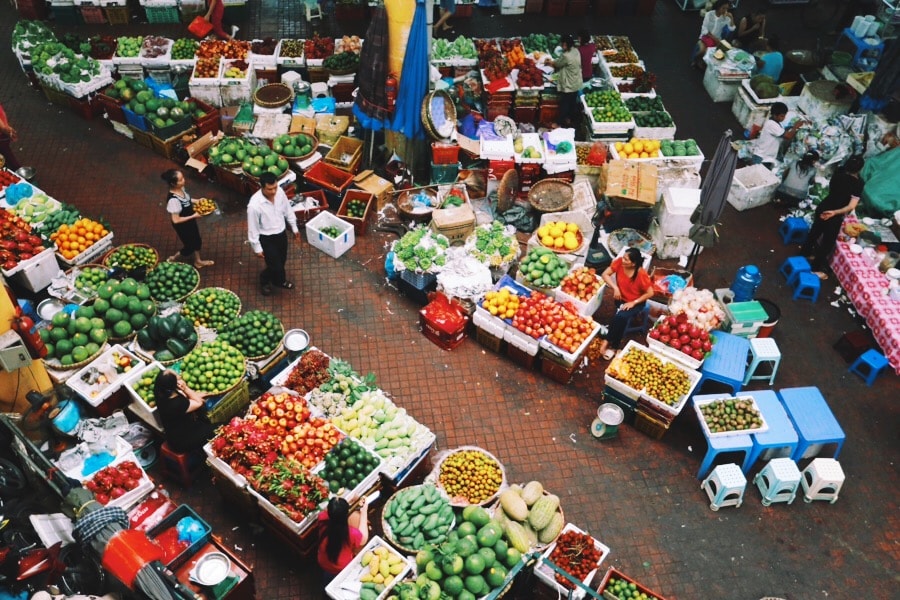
[565,222,579,233]
[541,235,555,246]
[623,143,634,155]
[651,150,659,158]
[537,225,550,238]
[640,151,649,158]
[615,141,624,151]
[564,237,579,250]
[633,141,644,153]
[553,237,565,248]
[628,153,639,159]
[549,226,564,238]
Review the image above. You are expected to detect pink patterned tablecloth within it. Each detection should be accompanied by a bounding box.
[830,235,900,374]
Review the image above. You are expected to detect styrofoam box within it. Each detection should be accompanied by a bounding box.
[649,218,700,260]
[727,164,780,211]
[535,523,611,600]
[645,317,705,370]
[56,231,114,269]
[539,319,600,366]
[67,345,146,408]
[632,111,677,141]
[3,247,61,293]
[203,441,249,489]
[58,436,153,510]
[732,88,772,131]
[554,278,604,318]
[798,81,854,122]
[657,187,700,237]
[504,326,540,355]
[306,211,355,258]
[275,39,305,66]
[326,536,413,600]
[694,395,770,438]
[514,132,543,164]
[473,307,510,338]
[608,145,704,171]
[269,345,324,388]
[740,79,781,105]
[480,135,516,160]
[249,485,321,535]
[123,361,164,429]
[703,67,743,103]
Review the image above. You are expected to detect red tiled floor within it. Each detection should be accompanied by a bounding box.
[2,1,898,599]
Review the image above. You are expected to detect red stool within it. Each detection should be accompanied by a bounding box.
[159,442,205,487]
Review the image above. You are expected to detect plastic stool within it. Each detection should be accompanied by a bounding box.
[779,217,810,245]
[303,0,322,22]
[753,457,801,506]
[800,458,845,503]
[159,442,204,487]
[791,271,820,302]
[744,337,782,386]
[848,349,889,386]
[778,256,811,285]
[623,304,651,337]
[700,463,746,511]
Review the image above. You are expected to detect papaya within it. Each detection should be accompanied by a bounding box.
[166,338,191,358]
[155,349,175,362]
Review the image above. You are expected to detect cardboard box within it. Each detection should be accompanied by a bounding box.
[290,115,317,135]
[602,160,658,207]
[431,203,476,245]
[184,131,224,173]
[353,170,394,211]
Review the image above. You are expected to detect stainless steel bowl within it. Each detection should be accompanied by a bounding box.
[283,329,310,352]
[15,167,35,181]
[193,552,231,586]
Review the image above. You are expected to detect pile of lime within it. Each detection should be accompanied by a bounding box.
[217,309,283,359]
[182,287,241,330]
[180,339,245,394]
[104,244,157,271]
[145,262,199,302]
[74,266,110,295]
[320,438,380,494]
[131,366,161,407]
[91,277,157,340]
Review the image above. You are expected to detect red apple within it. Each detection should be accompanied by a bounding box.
[660,334,671,344]
[677,323,689,335]
[679,334,691,345]
[702,340,712,352]
[688,326,701,339]
[690,338,702,349]
[649,329,661,340]
[692,349,705,361]
[676,312,689,323]
[670,341,681,351]
[658,323,671,335]
[667,316,679,328]
[700,330,710,341]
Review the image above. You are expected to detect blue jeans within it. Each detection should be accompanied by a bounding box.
[605,301,646,350]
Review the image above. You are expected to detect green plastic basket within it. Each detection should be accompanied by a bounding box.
[145,5,181,24]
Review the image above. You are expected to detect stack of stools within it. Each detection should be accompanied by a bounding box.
[701,463,747,511]
[791,271,821,302]
[800,458,845,504]
[753,457,802,506]
[778,256,810,285]
[779,217,810,245]
[159,442,205,487]
[744,337,782,385]
[848,349,890,386]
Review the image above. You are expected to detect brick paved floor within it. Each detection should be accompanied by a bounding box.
[1,1,897,599]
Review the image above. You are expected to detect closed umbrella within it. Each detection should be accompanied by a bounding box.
[389,0,429,141]
[353,4,391,167]
[687,129,738,272]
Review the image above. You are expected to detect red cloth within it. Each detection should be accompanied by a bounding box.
[208,0,228,39]
[579,43,596,81]
[609,257,652,302]
[316,512,363,575]
[0,102,8,129]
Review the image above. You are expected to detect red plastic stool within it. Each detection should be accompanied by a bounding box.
[159,442,205,487]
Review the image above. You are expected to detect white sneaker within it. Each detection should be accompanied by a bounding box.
[231,25,240,38]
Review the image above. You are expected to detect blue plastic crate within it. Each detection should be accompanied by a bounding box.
[122,106,148,131]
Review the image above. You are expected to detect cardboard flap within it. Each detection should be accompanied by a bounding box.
[603,160,659,206]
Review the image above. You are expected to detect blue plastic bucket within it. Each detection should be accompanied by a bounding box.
[51,399,81,434]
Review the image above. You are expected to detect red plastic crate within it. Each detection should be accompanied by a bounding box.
[545,0,566,16]
[293,189,329,224]
[431,142,460,165]
[97,91,126,124]
[455,3,473,17]
[69,94,103,120]
[488,159,515,180]
[487,104,510,121]
[79,5,106,24]
[514,105,538,125]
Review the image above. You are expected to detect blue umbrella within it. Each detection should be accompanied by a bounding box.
[389,0,429,140]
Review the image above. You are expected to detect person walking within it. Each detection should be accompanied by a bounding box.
[247,172,299,296]
[433,0,455,34]
[800,155,864,280]
[0,101,25,172]
[204,0,237,40]
[162,169,214,269]
[549,35,582,128]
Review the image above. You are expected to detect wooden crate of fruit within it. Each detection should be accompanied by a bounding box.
[604,340,702,417]
[693,395,769,438]
[534,523,610,600]
[596,567,669,600]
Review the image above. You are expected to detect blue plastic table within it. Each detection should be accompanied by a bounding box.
[742,389,798,472]
[836,28,885,72]
[777,387,845,462]
[694,393,754,480]
[699,331,750,395]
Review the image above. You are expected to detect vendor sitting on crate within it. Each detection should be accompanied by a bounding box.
[318,496,369,584]
[597,248,654,362]
[154,370,216,454]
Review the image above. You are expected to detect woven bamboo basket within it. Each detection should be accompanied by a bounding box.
[182,287,242,331]
[381,484,455,555]
[528,179,574,213]
[102,243,159,271]
[396,188,438,223]
[253,83,293,109]
[42,343,109,371]
[432,445,506,507]
[146,263,200,303]
[65,263,111,297]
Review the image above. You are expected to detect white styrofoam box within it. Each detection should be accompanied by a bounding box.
[325,536,413,600]
[503,326,540,355]
[740,79,781,105]
[123,361,164,429]
[203,441,248,489]
[608,144,704,171]
[275,39,305,67]
[727,164,780,211]
[473,307,510,338]
[554,275,604,318]
[306,211,355,258]
[798,80,854,122]
[632,111,677,140]
[500,0,526,15]
[703,66,743,103]
[2,248,60,293]
[731,87,771,131]
[649,219,699,260]
[534,523,611,600]
[480,135,515,160]
[219,59,257,106]
[514,132,543,164]
[67,345,145,408]
[58,436,153,510]
[658,187,701,237]
[188,79,221,108]
[539,319,600,366]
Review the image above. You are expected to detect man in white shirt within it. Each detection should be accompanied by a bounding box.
[751,102,805,167]
[247,172,299,296]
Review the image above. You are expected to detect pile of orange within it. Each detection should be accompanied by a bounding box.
[50,218,109,260]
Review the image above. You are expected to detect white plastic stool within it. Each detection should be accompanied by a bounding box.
[304,0,322,22]
[800,458,845,504]
[700,463,747,511]
[743,337,782,386]
[753,457,801,506]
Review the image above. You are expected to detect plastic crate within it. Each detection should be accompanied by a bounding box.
[304,160,355,210]
[122,106,148,131]
[400,269,437,290]
[431,142,460,165]
[79,5,106,22]
[324,136,363,173]
[96,91,125,123]
[727,164,780,211]
[306,211,355,258]
[207,379,250,425]
[104,5,129,23]
[145,4,180,22]
[147,505,211,569]
[431,162,460,184]
[535,523,610,599]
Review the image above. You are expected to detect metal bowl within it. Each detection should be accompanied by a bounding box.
[15,167,35,181]
[283,328,310,352]
[193,552,231,586]
[37,298,66,321]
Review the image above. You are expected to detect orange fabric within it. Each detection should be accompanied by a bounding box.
[609,257,652,302]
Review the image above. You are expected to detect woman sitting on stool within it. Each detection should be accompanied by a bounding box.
[597,248,654,361]
[318,496,369,585]
[154,370,216,454]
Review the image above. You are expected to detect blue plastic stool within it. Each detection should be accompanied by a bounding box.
[779,256,811,285]
[623,304,651,337]
[779,217,810,245]
[848,349,889,386]
[753,457,801,506]
[791,271,820,302]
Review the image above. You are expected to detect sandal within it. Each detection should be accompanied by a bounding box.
[166,254,179,263]
[813,271,828,280]
[602,349,616,361]
[280,281,295,289]
[194,260,215,269]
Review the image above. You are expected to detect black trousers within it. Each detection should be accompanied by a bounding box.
[801,215,842,271]
[173,220,202,256]
[259,230,288,286]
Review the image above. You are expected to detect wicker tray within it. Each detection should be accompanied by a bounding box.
[43,343,108,371]
[327,66,357,77]
[432,445,506,507]
[421,89,457,142]
[528,179,574,213]
[489,487,564,552]
[538,231,584,254]
[182,287,242,331]
[381,484,454,555]
[275,133,318,164]
[253,83,293,108]
[146,263,200,303]
[397,188,438,223]
[102,243,159,271]
[497,168,519,214]
[65,263,112,296]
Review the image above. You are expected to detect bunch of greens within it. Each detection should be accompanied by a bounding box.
[466,221,519,268]
[12,20,56,54]
[522,33,561,54]
[431,36,478,60]
[30,41,102,84]
[391,226,450,273]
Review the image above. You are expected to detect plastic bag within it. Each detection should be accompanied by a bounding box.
[176,516,206,544]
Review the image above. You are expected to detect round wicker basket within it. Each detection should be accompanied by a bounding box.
[147,263,200,303]
[382,484,455,555]
[606,228,656,257]
[181,344,247,396]
[497,168,519,214]
[421,89,457,141]
[433,445,506,507]
[42,343,108,371]
[134,333,198,366]
[182,287,242,331]
[275,133,319,164]
[253,83,293,108]
[102,243,159,271]
[528,179,574,213]
[397,188,438,223]
[327,67,357,77]
[65,263,111,297]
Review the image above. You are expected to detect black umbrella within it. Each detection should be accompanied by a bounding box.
[352,4,391,167]
[687,129,738,272]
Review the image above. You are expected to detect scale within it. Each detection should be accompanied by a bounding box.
[590,403,625,440]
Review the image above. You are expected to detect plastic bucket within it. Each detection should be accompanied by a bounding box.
[591,403,625,439]
[50,399,81,434]
[756,298,780,338]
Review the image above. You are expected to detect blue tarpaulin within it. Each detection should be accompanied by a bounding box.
[389,0,429,140]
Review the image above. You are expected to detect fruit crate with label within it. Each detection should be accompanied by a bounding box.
[419,295,469,351]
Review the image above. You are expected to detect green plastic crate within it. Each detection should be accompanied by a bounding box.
[145,5,180,23]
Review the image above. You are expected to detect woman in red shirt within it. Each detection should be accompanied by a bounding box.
[598,248,654,360]
[317,496,369,583]
[0,102,22,171]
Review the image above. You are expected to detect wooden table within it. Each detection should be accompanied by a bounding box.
[174,537,256,600]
